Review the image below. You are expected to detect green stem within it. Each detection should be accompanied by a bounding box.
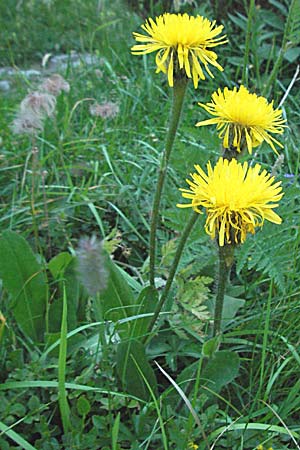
[149,77,188,287]
[213,244,234,336]
[95,292,106,364]
[262,0,296,97]
[242,0,255,86]
[144,211,198,343]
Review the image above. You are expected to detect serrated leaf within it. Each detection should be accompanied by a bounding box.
[0,231,47,341]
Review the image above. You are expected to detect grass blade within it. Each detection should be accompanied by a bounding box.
[58,283,70,433]
[0,420,37,450]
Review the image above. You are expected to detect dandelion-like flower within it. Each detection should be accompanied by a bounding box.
[196,85,286,154]
[177,158,283,246]
[76,236,108,296]
[131,13,227,88]
[12,91,56,136]
[89,101,119,119]
[40,74,70,96]
[20,92,56,118]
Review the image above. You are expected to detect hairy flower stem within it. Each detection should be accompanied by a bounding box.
[213,244,235,336]
[144,211,198,344]
[149,77,188,287]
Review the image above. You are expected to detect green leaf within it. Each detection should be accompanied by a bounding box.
[177,351,240,408]
[94,253,136,336]
[0,420,38,450]
[202,350,240,394]
[77,395,91,417]
[111,412,120,450]
[222,295,245,328]
[48,254,82,332]
[116,340,157,401]
[202,335,221,358]
[130,286,158,340]
[284,46,300,62]
[206,294,245,331]
[48,252,73,279]
[44,331,84,358]
[0,231,47,341]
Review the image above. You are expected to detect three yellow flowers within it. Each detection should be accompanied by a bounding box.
[132,12,286,246]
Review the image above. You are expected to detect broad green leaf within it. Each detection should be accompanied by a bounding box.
[44,332,83,358]
[201,350,240,394]
[130,286,158,340]
[116,340,157,401]
[48,254,82,332]
[77,395,91,417]
[206,294,245,331]
[94,253,135,336]
[0,231,47,341]
[177,351,240,405]
[222,295,245,328]
[202,335,221,358]
[284,46,300,63]
[48,252,73,279]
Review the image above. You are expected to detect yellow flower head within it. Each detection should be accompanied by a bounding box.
[177,158,283,246]
[196,85,287,154]
[256,446,273,450]
[131,13,227,88]
[188,443,199,450]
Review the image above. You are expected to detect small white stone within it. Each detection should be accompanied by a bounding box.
[0,80,10,91]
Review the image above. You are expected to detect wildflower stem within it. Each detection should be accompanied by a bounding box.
[242,0,255,86]
[144,210,198,343]
[95,293,106,362]
[149,77,188,287]
[213,244,234,336]
[263,0,296,97]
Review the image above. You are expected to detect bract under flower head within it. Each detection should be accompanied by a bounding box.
[196,85,286,154]
[131,13,227,88]
[177,158,283,246]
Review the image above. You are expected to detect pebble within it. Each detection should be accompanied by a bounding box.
[0,80,10,91]
[0,53,100,92]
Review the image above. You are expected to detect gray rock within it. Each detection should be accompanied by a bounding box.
[20,69,41,78]
[0,80,10,91]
